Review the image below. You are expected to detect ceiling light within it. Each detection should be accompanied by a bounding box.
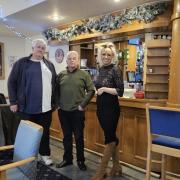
[49,15,64,22]
[114,0,120,2]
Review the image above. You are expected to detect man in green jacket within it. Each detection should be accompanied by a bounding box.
[56,51,95,171]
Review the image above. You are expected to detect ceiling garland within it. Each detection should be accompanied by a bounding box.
[43,1,169,42]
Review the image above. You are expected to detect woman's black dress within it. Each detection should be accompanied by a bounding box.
[95,64,124,144]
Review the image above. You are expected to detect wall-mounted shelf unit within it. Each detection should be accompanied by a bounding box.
[70,43,96,68]
[145,39,170,99]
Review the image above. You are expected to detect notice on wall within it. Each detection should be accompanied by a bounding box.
[48,44,69,74]
[8,56,18,68]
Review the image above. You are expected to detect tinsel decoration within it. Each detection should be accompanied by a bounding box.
[43,1,168,41]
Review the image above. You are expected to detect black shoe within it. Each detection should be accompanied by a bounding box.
[77,161,87,171]
[56,160,73,168]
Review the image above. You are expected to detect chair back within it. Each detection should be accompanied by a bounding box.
[14,120,43,161]
[147,106,180,138]
[0,93,7,104]
[13,120,43,179]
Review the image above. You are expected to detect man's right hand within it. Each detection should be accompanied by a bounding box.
[10,105,18,113]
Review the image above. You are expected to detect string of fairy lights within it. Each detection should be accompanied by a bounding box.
[0,17,32,41]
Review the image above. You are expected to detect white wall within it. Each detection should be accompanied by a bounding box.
[0,36,26,96]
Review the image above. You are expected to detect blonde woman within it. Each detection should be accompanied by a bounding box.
[91,44,124,180]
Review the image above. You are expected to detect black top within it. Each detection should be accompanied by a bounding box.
[95,64,124,97]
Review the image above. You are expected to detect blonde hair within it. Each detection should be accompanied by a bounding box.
[97,42,117,67]
[104,42,116,54]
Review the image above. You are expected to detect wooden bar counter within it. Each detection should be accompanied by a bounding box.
[50,97,180,175]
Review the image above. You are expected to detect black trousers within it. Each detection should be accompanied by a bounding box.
[58,109,85,162]
[17,110,52,156]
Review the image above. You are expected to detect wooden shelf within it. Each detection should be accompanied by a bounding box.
[146,81,168,84]
[80,47,93,50]
[147,64,169,66]
[146,39,170,48]
[71,43,96,68]
[145,39,170,99]
[145,89,168,93]
[145,92,168,99]
[147,46,170,49]
[146,57,169,66]
[147,48,169,57]
[147,54,169,57]
[146,73,169,75]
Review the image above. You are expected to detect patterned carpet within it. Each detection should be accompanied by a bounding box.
[0,150,71,180]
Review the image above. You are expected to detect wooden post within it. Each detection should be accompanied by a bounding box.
[167,0,180,107]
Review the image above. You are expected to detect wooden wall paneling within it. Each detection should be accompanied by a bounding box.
[117,109,124,154]
[120,107,135,163]
[166,157,180,174]
[84,103,98,150]
[86,103,105,152]
[50,110,63,140]
[50,99,180,174]
[133,110,147,167]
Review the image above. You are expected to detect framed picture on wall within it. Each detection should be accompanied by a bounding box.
[49,44,69,74]
[55,48,64,63]
[0,42,5,80]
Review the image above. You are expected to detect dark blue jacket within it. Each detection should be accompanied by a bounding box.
[7,55,57,113]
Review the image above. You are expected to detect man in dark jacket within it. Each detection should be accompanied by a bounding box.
[8,39,56,165]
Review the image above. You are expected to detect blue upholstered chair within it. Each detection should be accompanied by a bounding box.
[146,104,180,180]
[0,120,43,180]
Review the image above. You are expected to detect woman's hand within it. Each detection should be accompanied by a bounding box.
[97,87,105,95]
[97,87,118,96]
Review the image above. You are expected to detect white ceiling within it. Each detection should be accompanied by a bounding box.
[0,0,164,38]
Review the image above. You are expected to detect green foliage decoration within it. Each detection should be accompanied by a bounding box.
[43,1,168,41]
